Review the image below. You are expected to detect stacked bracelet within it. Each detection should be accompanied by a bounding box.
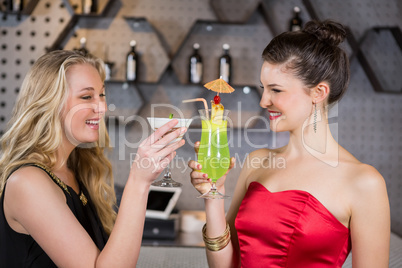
[202,222,231,251]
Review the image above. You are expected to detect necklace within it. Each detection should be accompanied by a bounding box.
[33,164,88,206]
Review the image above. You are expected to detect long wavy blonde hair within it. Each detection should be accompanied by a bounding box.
[0,50,116,235]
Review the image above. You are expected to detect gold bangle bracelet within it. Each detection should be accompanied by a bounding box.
[202,222,231,251]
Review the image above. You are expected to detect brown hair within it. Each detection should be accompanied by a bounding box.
[262,20,350,104]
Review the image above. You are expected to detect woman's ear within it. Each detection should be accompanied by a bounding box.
[311,82,330,104]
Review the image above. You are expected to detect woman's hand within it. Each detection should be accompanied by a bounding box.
[130,119,187,185]
[188,141,235,194]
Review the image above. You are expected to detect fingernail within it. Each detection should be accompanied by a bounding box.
[197,164,201,169]
[203,174,207,178]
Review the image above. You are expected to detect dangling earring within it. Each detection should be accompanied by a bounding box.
[313,102,317,133]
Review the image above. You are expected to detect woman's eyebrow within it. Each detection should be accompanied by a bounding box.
[267,83,283,88]
[80,87,94,92]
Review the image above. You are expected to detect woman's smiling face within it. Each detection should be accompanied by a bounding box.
[62,63,107,147]
[259,61,313,133]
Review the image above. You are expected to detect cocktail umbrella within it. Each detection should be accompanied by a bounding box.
[203,76,235,95]
[182,77,235,119]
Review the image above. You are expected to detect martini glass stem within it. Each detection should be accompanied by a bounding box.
[210,182,217,192]
[164,164,172,179]
[151,157,182,187]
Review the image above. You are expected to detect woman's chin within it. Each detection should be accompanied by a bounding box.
[269,123,282,133]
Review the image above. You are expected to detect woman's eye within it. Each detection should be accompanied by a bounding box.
[100,93,106,97]
[81,96,92,100]
[272,88,281,93]
[259,85,264,89]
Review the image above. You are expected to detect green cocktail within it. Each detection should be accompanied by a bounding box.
[197,109,230,199]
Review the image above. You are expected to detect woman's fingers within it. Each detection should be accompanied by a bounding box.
[153,127,187,147]
[188,160,202,171]
[156,151,177,173]
[145,119,179,145]
[228,157,236,171]
[190,170,208,179]
[192,178,210,187]
[156,138,185,160]
[220,157,235,178]
[194,141,200,155]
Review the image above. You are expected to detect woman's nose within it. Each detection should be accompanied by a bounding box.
[94,99,107,115]
[260,91,272,108]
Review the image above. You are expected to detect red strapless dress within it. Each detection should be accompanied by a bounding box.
[235,181,351,268]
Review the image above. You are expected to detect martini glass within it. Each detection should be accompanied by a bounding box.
[147,117,193,187]
[197,109,231,199]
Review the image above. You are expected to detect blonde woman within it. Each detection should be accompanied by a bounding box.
[0,50,187,267]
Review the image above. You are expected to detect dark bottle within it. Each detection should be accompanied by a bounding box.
[76,37,89,56]
[219,43,232,83]
[126,40,139,82]
[7,0,24,12]
[103,45,114,81]
[289,6,302,32]
[188,43,203,84]
[82,0,97,14]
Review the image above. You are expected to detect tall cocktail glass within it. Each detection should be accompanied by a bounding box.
[197,109,230,199]
[147,117,193,187]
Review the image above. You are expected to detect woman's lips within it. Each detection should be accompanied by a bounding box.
[86,119,100,130]
[268,111,282,120]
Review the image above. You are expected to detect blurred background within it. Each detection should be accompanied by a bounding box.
[1,0,401,241]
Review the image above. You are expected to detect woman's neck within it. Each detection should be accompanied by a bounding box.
[282,108,340,166]
[54,142,80,193]
[54,137,75,173]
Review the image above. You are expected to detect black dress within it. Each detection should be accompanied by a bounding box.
[0,164,109,267]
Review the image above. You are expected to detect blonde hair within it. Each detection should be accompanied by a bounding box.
[0,50,116,235]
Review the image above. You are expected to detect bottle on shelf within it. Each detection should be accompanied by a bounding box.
[289,6,303,32]
[103,45,114,81]
[75,37,89,56]
[188,43,203,84]
[126,40,139,82]
[7,0,24,12]
[219,43,232,84]
[82,0,97,14]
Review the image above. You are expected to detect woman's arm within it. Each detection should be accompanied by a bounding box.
[349,164,390,268]
[4,119,187,267]
[97,119,186,267]
[190,148,265,268]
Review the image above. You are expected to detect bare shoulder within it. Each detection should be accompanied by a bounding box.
[249,147,283,158]
[248,148,271,157]
[235,149,271,185]
[6,166,61,194]
[247,147,284,165]
[337,147,385,192]
[5,166,66,223]
[336,150,387,212]
[240,148,275,176]
[239,147,285,186]
[348,162,387,195]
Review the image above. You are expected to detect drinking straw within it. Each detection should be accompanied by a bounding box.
[182,98,209,119]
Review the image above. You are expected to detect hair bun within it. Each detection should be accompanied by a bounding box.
[303,20,347,46]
